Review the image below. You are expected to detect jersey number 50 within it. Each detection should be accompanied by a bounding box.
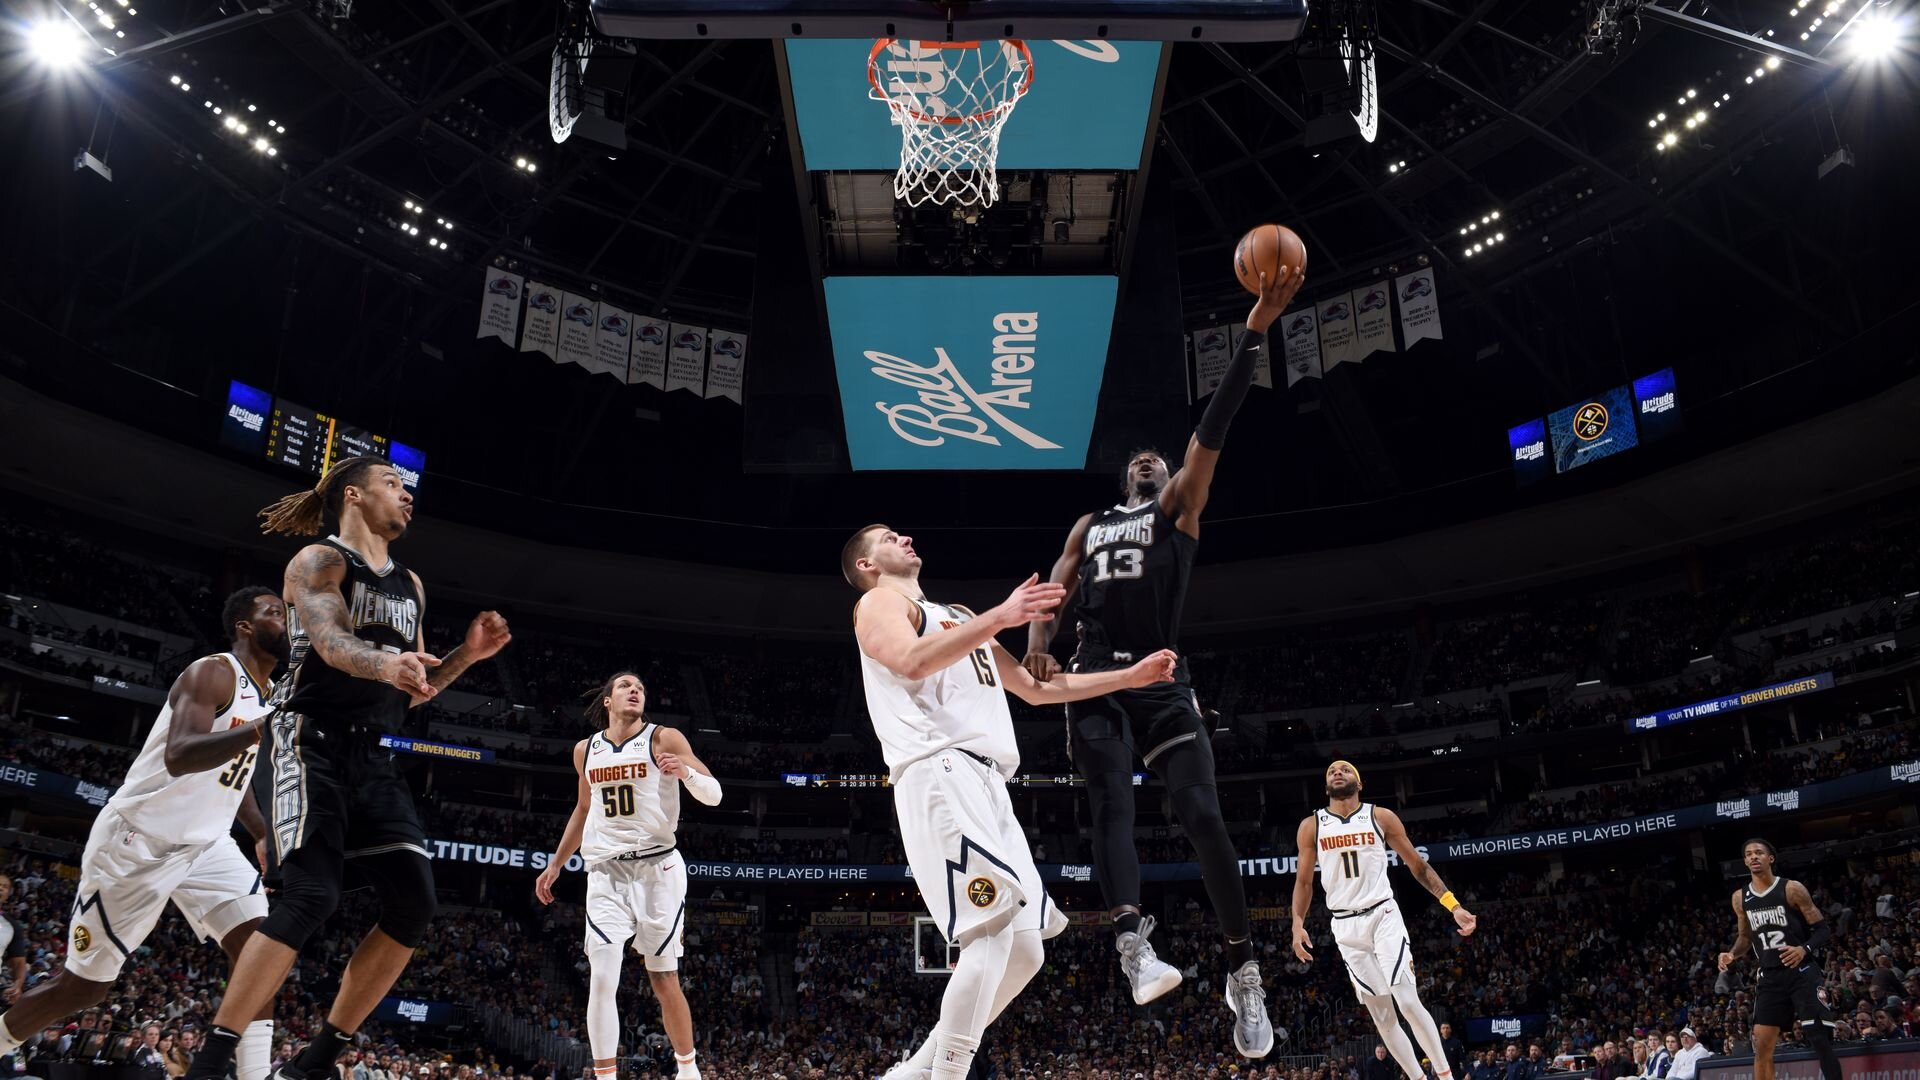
[601,784,637,818]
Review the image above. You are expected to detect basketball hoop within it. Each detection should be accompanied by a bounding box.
[867,39,1034,208]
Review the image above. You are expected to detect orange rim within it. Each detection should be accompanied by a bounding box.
[867,38,1035,126]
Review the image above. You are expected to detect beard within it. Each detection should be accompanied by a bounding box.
[1325,780,1358,798]
[1132,477,1161,496]
[256,630,292,661]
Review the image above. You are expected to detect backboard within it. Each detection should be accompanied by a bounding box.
[591,0,1308,42]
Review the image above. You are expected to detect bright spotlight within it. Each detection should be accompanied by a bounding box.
[29,20,85,68]
[1848,13,1903,60]
[252,137,268,152]
[1766,56,1782,68]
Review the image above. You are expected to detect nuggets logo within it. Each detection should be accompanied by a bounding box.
[966,877,997,908]
[1572,402,1609,441]
[72,926,92,953]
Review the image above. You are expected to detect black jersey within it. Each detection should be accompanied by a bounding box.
[1743,876,1813,971]
[278,536,421,730]
[1072,499,1197,657]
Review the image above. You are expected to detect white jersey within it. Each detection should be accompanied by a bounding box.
[1314,803,1394,913]
[108,653,274,847]
[858,597,1019,784]
[579,724,678,867]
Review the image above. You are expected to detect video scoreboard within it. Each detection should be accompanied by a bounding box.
[222,380,425,489]
[1508,367,1682,486]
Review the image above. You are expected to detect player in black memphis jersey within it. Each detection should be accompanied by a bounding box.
[1717,838,1841,1080]
[1024,263,1304,1059]
[184,457,511,1080]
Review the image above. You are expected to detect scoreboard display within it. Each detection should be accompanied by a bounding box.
[1507,367,1682,486]
[222,380,424,490]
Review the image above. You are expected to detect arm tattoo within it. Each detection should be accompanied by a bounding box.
[291,546,389,682]
[427,643,477,693]
[1417,863,1448,898]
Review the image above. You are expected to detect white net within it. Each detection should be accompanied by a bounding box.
[867,39,1034,208]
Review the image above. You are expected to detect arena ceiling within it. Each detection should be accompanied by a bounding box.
[1,0,1915,567]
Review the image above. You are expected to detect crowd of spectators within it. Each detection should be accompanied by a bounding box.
[1422,598,1608,694]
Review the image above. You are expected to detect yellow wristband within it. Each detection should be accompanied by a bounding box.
[1440,891,1460,912]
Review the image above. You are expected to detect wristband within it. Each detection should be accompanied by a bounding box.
[681,767,723,806]
[1440,891,1460,912]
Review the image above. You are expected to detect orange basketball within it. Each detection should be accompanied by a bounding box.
[1233,223,1309,295]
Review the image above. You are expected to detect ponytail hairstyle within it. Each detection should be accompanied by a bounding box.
[258,456,391,536]
[584,671,643,729]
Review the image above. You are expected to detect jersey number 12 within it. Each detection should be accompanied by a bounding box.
[1758,930,1787,951]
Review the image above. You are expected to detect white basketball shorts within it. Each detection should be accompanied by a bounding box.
[1331,899,1414,1000]
[583,852,688,972]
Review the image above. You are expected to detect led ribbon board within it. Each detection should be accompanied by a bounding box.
[825,276,1117,469]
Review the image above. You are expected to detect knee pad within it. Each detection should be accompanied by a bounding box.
[257,848,343,951]
[365,851,437,948]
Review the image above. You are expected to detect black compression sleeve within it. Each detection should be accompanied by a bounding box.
[1195,329,1265,450]
[1805,918,1832,951]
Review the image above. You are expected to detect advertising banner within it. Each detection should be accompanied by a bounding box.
[377,735,496,765]
[1627,673,1834,731]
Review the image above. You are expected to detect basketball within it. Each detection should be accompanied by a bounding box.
[1233,223,1309,295]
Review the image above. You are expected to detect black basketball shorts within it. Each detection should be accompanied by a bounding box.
[1066,653,1207,774]
[1752,964,1831,1030]
[254,711,429,877]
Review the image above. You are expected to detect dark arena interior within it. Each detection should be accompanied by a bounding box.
[3,0,1920,1077]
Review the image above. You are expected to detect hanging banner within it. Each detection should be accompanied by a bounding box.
[592,304,634,381]
[1318,292,1360,370]
[705,329,748,403]
[1192,326,1231,398]
[1279,308,1322,387]
[520,281,562,361]
[557,293,597,369]
[665,324,708,395]
[1229,324,1274,389]
[628,317,668,388]
[1396,270,1443,346]
[1354,281,1395,361]
[476,268,523,346]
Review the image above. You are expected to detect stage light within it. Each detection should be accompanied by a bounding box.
[96,13,113,28]
[169,73,179,84]
[234,121,247,135]
[1460,227,1470,235]
[1694,110,1707,122]
[265,147,277,157]
[1656,140,1667,151]
[514,156,528,169]
[1648,118,1658,127]
[1490,211,1500,219]
[1495,232,1504,242]
[247,103,256,112]
[1767,56,1782,68]
[1473,243,1483,253]
[29,21,85,68]
[179,81,189,90]
[1685,117,1697,128]
[252,137,268,152]
[1388,162,1400,174]
[1848,12,1902,60]
[1657,111,1667,121]
[1687,88,1697,98]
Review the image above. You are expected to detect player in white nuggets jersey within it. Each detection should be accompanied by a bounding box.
[843,524,1178,1080]
[536,672,722,1080]
[1292,761,1479,1080]
[0,588,288,1078]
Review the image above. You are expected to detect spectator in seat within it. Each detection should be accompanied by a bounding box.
[1668,1028,1713,1080]
[1365,1044,1396,1080]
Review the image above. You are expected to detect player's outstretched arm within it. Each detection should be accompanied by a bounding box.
[535,739,593,904]
[407,573,510,705]
[653,726,722,806]
[160,656,266,776]
[1023,513,1093,682]
[1291,815,1319,962]
[1719,889,1751,970]
[1160,266,1305,533]
[991,643,1176,705]
[858,576,1063,682]
[1781,880,1832,966]
[286,544,438,699]
[1377,806,1475,935]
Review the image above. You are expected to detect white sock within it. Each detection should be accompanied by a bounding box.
[0,1014,23,1056]
[673,1050,699,1079]
[896,1036,938,1073]
[237,1019,274,1080]
[931,1031,979,1080]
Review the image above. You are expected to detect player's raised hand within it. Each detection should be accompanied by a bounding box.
[1717,951,1736,971]
[534,862,560,905]
[1452,906,1478,937]
[384,651,440,698]
[656,751,687,779]
[990,574,1067,628]
[1292,924,1314,963]
[1247,265,1307,334]
[465,610,513,660]
[1124,649,1179,687]
[1023,650,1062,683]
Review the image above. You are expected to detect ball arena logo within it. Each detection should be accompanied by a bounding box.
[1716,799,1752,820]
[866,312,1061,450]
[563,302,596,326]
[486,276,520,300]
[1572,402,1610,441]
[966,877,997,908]
[528,290,559,314]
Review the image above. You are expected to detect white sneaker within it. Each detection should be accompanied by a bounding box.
[1225,959,1275,1058]
[1115,915,1183,1005]
[877,1064,930,1080]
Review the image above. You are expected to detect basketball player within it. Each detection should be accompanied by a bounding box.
[1716,839,1841,1080]
[844,525,1180,1080]
[1020,265,1303,1055]
[534,671,721,1080]
[1292,761,1477,1080]
[0,587,288,1078]
[184,457,511,1080]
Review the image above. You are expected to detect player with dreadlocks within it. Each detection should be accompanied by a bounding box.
[1719,838,1842,1080]
[184,456,512,1080]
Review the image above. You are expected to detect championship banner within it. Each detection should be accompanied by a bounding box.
[377,735,495,765]
[1192,326,1231,397]
[665,323,708,395]
[1279,307,1322,386]
[628,316,667,388]
[592,304,635,381]
[519,281,562,361]
[476,268,523,346]
[1396,270,1443,346]
[705,329,748,403]
[1229,324,1274,389]
[1354,281,1395,361]
[1317,292,1360,370]
[557,293,597,369]
[1627,673,1834,731]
